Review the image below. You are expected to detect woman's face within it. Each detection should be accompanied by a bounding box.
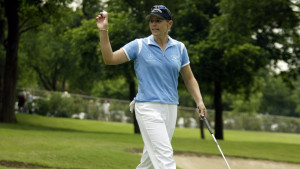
[149,15,173,37]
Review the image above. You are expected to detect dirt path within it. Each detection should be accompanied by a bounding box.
[174,154,300,169]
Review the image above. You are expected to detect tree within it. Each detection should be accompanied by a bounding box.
[0,0,6,119]
[18,7,105,93]
[0,0,72,123]
[193,0,300,139]
[0,0,19,122]
[172,0,300,139]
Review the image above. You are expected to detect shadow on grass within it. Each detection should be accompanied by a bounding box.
[0,160,81,169]
[0,121,134,136]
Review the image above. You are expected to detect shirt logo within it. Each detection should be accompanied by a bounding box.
[171,55,179,61]
[146,54,155,61]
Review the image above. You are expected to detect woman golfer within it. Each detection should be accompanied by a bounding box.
[96,5,207,169]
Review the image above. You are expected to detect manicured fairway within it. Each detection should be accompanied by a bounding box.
[0,114,299,169]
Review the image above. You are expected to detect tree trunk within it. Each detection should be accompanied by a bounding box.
[214,80,223,139]
[0,0,19,123]
[129,78,140,134]
[0,0,5,114]
[0,0,4,45]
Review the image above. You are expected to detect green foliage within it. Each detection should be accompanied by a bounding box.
[25,88,300,133]
[221,71,300,118]
[222,44,266,94]
[180,0,300,138]
[14,0,300,121]
[91,77,129,100]
[35,92,83,117]
[19,18,77,90]
[236,113,263,131]
[17,44,39,88]
[259,74,300,117]
[19,0,73,34]
[213,111,300,133]
[18,9,103,92]
[224,91,262,114]
[81,0,103,19]
[84,99,102,120]
[200,0,300,94]
[64,19,104,92]
[174,0,215,43]
[217,0,300,84]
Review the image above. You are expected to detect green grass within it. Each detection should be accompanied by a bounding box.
[0,114,300,169]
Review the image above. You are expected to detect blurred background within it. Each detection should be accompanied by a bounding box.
[1,0,300,139]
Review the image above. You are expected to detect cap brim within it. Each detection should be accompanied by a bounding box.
[145,13,165,20]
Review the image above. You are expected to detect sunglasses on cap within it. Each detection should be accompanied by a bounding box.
[150,5,172,20]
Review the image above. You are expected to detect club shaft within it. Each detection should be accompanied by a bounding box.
[202,115,231,169]
[211,134,231,169]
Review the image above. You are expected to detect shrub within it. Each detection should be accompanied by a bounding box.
[35,93,83,118]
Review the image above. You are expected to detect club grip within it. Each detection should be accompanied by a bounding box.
[202,115,213,134]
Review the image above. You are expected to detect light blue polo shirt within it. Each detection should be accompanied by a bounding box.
[122,35,190,104]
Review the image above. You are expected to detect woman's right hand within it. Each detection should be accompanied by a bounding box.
[96,11,108,30]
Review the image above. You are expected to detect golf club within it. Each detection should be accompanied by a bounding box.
[199,108,231,169]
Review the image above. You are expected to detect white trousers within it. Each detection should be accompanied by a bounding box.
[135,102,177,169]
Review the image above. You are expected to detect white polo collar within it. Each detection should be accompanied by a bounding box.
[147,35,177,47]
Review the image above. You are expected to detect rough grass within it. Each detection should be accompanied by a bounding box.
[0,114,299,169]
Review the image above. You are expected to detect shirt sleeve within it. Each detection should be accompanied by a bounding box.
[181,43,190,68]
[121,39,139,61]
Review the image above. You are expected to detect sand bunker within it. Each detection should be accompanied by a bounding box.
[174,154,300,169]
